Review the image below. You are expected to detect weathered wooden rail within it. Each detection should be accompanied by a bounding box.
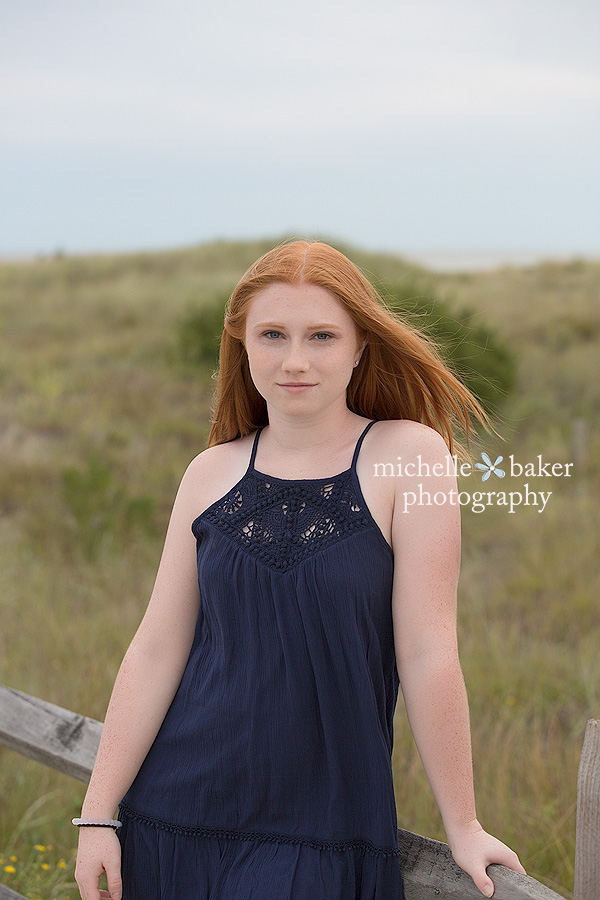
[0,684,597,900]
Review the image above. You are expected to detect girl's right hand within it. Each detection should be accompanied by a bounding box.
[74,827,122,900]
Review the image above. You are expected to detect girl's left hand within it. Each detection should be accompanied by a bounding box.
[447,819,527,897]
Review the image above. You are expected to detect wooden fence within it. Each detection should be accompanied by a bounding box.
[0,684,598,900]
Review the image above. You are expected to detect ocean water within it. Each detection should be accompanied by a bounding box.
[401,250,597,272]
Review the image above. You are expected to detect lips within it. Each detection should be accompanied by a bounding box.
[277,382,316,392]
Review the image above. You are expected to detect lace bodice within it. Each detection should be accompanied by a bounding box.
[193,421,388,573]
[198,469,375,573]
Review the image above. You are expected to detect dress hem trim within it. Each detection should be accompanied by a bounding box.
[118,802,402,859]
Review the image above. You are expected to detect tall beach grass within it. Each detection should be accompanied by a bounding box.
[0,240,598,897]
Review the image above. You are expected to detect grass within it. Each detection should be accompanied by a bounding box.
[0,238,598,898]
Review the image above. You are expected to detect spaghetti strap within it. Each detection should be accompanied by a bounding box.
[351,420,378,470]
[248,426,266,471]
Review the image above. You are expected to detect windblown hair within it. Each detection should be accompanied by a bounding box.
[207,240,490,459]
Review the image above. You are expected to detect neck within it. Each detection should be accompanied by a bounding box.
[262,405,365,454]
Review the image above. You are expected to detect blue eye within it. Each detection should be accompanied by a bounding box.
[263,331,282,339]
[313,333,332,341]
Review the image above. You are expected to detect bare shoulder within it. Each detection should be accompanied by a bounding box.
[185,434,255,477]
[177,432,256,517]
[355,420,454,548]
[365,419,452,466]
[380,420,460,541]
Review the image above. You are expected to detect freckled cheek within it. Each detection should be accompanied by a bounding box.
[245,347,281,392]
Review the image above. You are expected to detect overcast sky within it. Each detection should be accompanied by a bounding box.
[1,0,599,258]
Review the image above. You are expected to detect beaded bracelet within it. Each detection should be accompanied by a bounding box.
[72,818,122,829]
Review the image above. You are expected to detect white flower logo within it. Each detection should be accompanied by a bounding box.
[475,452,506,481]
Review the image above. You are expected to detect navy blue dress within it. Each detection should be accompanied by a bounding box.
[118,419,405,898]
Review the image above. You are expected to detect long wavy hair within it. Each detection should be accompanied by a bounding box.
[207,240,491,459]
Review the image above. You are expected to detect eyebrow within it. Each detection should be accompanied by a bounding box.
[251,322,343,330]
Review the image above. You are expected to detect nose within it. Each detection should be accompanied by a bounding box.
[282,340,309,374]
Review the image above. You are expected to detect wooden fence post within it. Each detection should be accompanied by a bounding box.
[0,883,29,900]
[574,719,600,900]
[571,418,588,472]
[0,685,101,782]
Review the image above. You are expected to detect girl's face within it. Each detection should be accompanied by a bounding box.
[244,282,365,420]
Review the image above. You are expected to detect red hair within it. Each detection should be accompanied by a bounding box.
[207,240,490,458]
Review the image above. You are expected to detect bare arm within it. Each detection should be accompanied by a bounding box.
[75,455,206,900]
[390,424,525,896]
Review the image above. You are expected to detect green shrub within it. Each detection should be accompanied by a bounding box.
[177,292,229,369]
[386,283,516,416]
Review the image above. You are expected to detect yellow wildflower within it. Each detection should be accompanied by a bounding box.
[4,865,16,874]
[10,855,17,862]
[58,859,67,868]
[41,862,50,870]
[34,844,47,852]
